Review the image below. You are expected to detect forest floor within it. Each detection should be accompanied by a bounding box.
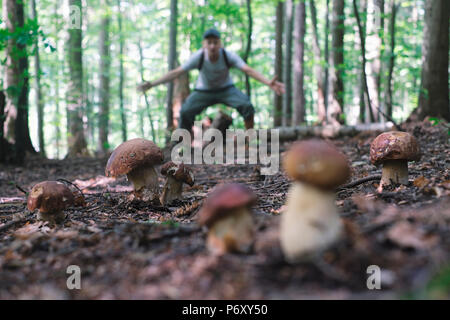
[0,119,449,299]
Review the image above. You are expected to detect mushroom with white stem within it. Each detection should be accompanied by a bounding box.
[370,131,420,187]
[280,139,350,263]
[105,138,163,202]
[197,183,256,255]
[160,161,195,205]
[27,181,76,224]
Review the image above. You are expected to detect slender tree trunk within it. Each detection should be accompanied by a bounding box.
[243,0,253,97]
[3,0,36,163]
[31,0,45,157]
[0,90,5,162]
[353,0,374,123]
[54,64,61,159]
[66,0,88,156]
[323,0,330,117]
[329,0,345,125]
[414,0,450,121]
[274,1,284,127]
[385,0,397,119]
[98,6,111,155]
[53,3,61,159]
[172,62,190,128]
[293,1,306,126]
[376,0,384,119]
[137,37,156,143]
[117,0,127,142]
[282,0,294,127]
[357,0,367,123]
[166,0,178,141]
[310,0,326,124]
[366,0,383,121]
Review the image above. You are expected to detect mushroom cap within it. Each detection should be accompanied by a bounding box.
[27,181,75,214]
[283,139,350,189]
[370,131,420,165]
[197,183,256,227]
[161,161,195,186]
[105,138,163,177]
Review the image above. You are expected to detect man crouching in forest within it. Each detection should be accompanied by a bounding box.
[137,28,285,137]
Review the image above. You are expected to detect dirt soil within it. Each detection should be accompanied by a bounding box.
[0,120,449,299]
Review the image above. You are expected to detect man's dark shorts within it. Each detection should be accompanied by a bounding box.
[179,85,255,130]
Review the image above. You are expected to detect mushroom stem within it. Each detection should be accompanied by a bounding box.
[37,211,65,224]
[280,182,342,263]
[206,207,254,255]
[127,165,159,198]
[160,176,183,205]
[381,159,408,185]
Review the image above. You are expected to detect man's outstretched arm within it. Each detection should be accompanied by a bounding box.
[240,65,285,96]
[137,66,186,92]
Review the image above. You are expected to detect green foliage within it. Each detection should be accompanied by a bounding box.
[428,117,441,126]
[18,0,432,159]
[161,220,180,228]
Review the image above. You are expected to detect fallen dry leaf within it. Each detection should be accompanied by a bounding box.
[14,221,51,240]
[413,176,430,189]
[387,221,439,250]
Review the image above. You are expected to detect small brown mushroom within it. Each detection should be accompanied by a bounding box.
[105,138,163,201]
[160,162,194,205]
[197,183,256,255]
[281,139,350,263]
[370,131,420,186]
[27,181,75,224]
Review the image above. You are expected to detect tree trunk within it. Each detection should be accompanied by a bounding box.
[117,0,127,142]
[310,0,326,124]
[98,7,111,155]
[366,0,383,122]
[385,0,397,119]
[414,0,450,121]
[243,0,253,98]
[0,90,5,162]
[3,0,36,163]
[53,3,61,159]
[172,62,190,128]
[282,0,294,127]
[353,0,374,123]
[66,0,88,157]
[292,1,306,126]
[357,0,367,123]
[323,0,330,118]
[329,0,345,125]
[166,0,178,140]
[137,37,156,142]
[274,1,284,127]
[31,0,45,157]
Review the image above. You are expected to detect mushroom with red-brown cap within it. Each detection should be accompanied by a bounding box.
[160,161,195,205]
[105,138,163,201]
[197,183,256,255]
[370,131,420,186]
[281,139,350,263]
[27,181,75,224]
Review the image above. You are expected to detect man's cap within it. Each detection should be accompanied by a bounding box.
[203,28,221,39]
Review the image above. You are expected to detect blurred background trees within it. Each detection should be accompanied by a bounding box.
[0,0,448,162]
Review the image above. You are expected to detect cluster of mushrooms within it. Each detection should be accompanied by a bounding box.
[26,131,420,262]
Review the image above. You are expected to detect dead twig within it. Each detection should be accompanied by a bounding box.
[57,178,86,206]
[337,175,382,191]
[15,184,28,195]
